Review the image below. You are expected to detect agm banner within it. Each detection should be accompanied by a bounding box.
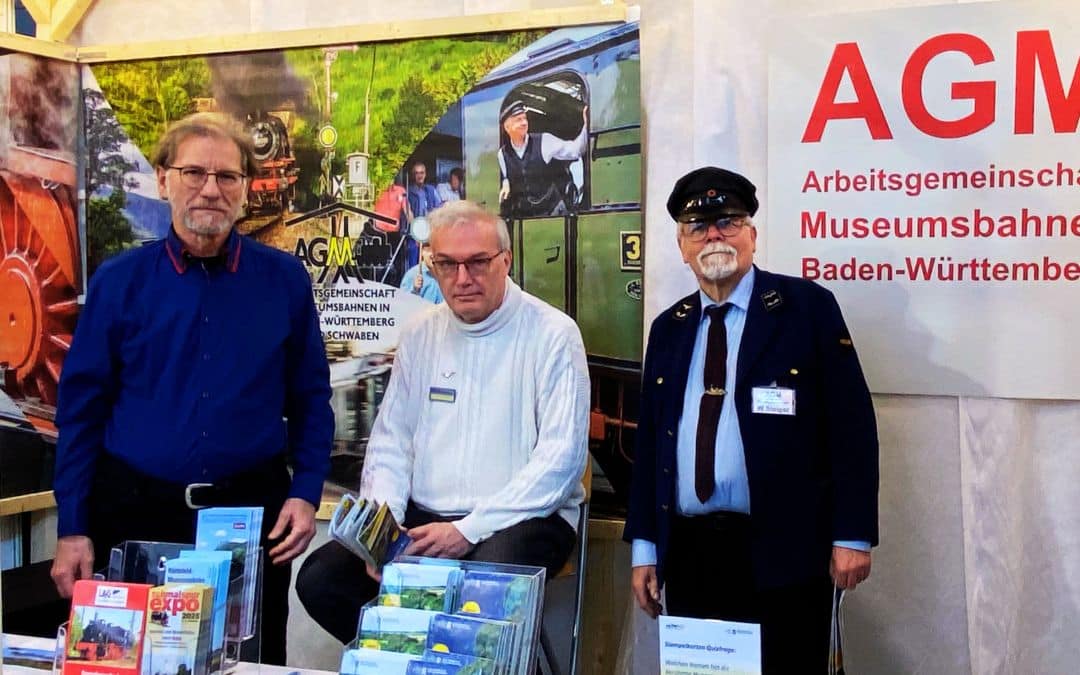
[768,0,1080,398]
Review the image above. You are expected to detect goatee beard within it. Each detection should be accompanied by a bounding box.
[183,212,232,237]
[698,243,738,281]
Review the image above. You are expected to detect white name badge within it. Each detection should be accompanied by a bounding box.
[751,386,796,415]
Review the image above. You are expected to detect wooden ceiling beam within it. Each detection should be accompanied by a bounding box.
[39,0,94,42]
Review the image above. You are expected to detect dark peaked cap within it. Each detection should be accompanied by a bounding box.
[667,166,760,222]
[500,99,528,123]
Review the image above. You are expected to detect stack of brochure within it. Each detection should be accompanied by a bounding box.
[340,559,545,675]
[379,561,463,611]
[340,605,441,674]
[164,551,232,671]
[194,506,264,640]
[424,613,516,672]
[144,582,215,675]
[453,570,543,672]
[329,494,412,568]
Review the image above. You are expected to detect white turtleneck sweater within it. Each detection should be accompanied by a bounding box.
[359,279,589,544]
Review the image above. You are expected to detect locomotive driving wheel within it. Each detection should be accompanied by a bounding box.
[0,170,79,408]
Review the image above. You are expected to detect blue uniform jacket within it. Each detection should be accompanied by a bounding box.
[623,266,879,588]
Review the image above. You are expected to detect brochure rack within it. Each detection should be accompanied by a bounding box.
[51,537,264,674]
[340,556,546,675]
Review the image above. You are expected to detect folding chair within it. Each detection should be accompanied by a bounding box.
[539,462,592,675]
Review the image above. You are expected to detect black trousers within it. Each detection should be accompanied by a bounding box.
[86,453,293,665]
[663,513,833,675]
[296,502,576,644]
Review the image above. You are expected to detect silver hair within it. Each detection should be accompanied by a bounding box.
[427,200,511,251]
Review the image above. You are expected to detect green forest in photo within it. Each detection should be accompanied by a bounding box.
[90,31,545,205]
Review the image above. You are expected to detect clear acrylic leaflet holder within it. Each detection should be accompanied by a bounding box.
[344,556,545,675]
[52,540,263,674]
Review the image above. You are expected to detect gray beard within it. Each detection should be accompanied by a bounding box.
[182,211,234,236]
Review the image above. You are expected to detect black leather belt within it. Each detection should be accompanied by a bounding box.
[95,452,289,511]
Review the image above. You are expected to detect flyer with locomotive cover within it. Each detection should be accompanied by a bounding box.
[63,580,151,675]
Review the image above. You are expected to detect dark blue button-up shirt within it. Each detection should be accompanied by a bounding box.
[54,227,333,537]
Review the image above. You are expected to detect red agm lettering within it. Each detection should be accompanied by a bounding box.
[802,29,1079,142]
[802,43,893,142]
[1015,30,1080,134]
[901,33,996,138]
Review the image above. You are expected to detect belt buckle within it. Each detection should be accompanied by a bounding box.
[185,483,214,509]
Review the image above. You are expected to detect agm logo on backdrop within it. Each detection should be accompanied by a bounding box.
[288,203,398,284]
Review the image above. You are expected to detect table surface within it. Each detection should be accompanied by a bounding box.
[0,491,56,517]
[1,633,337,675]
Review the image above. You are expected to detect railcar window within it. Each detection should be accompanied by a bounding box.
[498,73,589,219]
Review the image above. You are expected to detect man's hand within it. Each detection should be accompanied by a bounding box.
[51,536,95,598]
[631,565,663,619]
[267,498,317,565]
[830,546,872,590]
[365,560,383,584]
[403,522,474,559]
[499,183,510,203]
[413,269,424,292]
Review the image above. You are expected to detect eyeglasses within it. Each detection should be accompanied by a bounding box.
[430,251,505,278]
[169,166,247,190]
[681,216,750,242]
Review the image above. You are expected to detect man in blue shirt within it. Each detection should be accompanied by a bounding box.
[623,167,879,674]
[407,162,442,217]
[50,113,333,665]
[406,162,442,268]
[398,242,443,303]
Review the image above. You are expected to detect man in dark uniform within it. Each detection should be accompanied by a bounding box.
[623,167,879,673]
[497,99,588,218]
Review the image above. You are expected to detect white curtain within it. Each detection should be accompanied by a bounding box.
[959,399,1080,674]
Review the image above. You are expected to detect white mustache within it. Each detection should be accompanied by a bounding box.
[698,242,737,264]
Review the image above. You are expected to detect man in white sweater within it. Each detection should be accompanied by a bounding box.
[296,200,590,643]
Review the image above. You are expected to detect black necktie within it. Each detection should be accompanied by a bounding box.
[695,303,731,503]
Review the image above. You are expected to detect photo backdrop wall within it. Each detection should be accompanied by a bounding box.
[0,52,79,498]
[79,21,643,501]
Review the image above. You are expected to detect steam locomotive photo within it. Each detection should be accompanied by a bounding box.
[71,616,138,662]
[244,111,299,215]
